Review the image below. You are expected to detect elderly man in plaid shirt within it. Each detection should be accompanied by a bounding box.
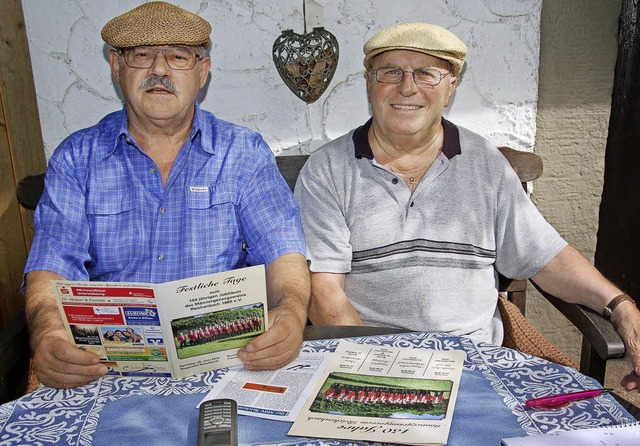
[23,2,309,389]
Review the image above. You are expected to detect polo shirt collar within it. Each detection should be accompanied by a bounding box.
[353,118,461,159]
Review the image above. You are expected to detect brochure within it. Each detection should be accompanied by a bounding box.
[52,265,267,378]
[289,340,466,445]
[199,352,332,422]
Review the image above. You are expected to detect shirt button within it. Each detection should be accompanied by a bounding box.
[149,167,156,174]
[392,178,399,185]
[160,207,167,214]
[125,137,132,144]
[157,253,165,261]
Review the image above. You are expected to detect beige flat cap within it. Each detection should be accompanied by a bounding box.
[364,22,467,76]
[101,1,211,48]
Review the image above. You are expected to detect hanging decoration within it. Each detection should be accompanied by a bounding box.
[272,0,339,103]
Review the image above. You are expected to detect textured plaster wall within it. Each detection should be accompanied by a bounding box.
[530,0,622,360]
[21,0,542,159]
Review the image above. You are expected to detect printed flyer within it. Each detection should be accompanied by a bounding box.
[289,340,466,445]
[199,352,332,422]
[52,265,267,378]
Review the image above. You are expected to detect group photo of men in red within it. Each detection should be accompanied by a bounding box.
[175,315,263,349]
[310,372,452,419]
[322,382,446,406]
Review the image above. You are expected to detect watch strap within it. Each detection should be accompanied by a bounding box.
[602,294,635,320]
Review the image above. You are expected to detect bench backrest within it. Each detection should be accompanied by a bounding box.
[17,147,542,209]
[275,146,543,193]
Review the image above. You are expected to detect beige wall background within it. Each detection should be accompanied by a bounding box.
[531,0,622,360]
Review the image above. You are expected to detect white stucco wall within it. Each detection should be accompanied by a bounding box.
[21,0,542,159]
[530,0,621,361]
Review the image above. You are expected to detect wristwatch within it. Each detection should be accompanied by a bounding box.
[602,294,636,320]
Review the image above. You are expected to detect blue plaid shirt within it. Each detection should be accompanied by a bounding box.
[25,105,306,283]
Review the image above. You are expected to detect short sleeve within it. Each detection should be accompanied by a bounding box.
[294,148,353,273]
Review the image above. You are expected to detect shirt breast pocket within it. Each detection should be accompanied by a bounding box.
[186,186,245,268]
[86,190,144,271]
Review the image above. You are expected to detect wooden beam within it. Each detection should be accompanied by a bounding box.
[595,0,640,297]
[0,0,47,326]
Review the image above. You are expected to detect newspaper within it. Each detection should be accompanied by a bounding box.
[52,265,267,378]
[501,422,640,446]
[289,340,466,445]
[199,352,332,422]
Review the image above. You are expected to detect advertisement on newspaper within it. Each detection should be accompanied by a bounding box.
[289,340,466,446]
[199,352,332,422]
[52,265,267,379]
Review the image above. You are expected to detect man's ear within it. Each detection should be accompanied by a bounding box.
[364,71,374,103]
[109,50,121,82]
[444,76,458,108]
[199,57,212,89]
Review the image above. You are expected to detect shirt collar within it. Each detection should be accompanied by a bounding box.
[352,118,461,160]
[106,104,206,158]
[104,108,130,158]
[190,103,208,153]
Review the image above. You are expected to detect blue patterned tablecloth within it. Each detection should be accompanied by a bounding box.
[0,332,635,445]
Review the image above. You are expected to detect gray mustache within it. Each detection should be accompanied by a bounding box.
[139,76,178,93]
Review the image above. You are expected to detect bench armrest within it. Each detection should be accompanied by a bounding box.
[531,280,625,383]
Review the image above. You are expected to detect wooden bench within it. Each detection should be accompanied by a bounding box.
[8,147,624,390]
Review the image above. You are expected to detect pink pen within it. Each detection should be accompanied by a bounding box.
[525,388,612,409]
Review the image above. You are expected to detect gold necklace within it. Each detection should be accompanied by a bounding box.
[371,125,440,191]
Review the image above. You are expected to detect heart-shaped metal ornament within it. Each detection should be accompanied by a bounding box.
[273,27,339,103]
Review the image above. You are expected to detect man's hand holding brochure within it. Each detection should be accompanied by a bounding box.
[52,265,267,378]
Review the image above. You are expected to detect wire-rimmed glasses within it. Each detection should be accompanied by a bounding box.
[371,66,451,87]
[120,46,203,70]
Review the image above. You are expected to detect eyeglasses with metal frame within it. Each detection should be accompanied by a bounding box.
[371,66,451,87]
[119,46,203,70]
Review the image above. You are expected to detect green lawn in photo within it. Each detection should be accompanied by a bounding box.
[320,372,452,392]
